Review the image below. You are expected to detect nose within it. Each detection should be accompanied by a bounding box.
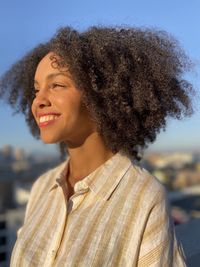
[33,90,51,109]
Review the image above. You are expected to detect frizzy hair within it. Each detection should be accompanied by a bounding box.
[0,26,195,160]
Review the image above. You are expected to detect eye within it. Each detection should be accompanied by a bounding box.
[51,83,66,89]
[34,89,40,95]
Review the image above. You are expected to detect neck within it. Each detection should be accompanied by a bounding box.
[66,132,116,187]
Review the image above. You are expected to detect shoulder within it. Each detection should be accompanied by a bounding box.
[122,160,167,206]
[23,161,67,223]
[30,160,67,195]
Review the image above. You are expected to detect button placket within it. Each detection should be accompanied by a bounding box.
[43,187,67,266]
[67,188,89,213]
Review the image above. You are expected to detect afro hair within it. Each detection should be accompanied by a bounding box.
[0,26,195,160]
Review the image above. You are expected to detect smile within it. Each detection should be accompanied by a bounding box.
[38,115,60,127]
[39,115,60,123]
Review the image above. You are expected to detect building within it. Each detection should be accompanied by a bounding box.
[0,208,25,267]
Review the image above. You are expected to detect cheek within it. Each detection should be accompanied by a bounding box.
[58,95,82,115]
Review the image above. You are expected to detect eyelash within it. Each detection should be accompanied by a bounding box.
[34,83,66,94]
[51,83,65,89]
[34,89,39,94]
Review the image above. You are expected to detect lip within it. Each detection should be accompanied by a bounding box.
[37,112,61,128]
[37,112,61,118]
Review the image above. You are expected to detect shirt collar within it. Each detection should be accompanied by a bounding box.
[48,150,133,201]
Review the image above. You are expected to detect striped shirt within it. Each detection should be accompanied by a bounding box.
[10,151,187,266]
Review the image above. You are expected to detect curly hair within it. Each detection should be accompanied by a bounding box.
[0,26,195,160]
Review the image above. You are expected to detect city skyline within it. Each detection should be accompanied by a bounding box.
[0,0,199,155]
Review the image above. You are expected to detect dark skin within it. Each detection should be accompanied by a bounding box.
[32,52,115,199]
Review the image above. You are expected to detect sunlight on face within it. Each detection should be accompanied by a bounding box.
[31,52,96,147]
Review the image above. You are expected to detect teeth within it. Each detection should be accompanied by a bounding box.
[39,115,59,123]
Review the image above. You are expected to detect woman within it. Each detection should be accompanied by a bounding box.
[0,26,193,266]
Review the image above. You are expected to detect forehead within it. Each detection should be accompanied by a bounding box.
[34,52,67,79]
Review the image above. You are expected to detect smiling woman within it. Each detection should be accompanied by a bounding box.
[31,52,96,146]
[0,26,195,266]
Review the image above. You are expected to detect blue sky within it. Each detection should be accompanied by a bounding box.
[0,0,199,155]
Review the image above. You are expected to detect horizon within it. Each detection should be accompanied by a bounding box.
[1,142,199,159]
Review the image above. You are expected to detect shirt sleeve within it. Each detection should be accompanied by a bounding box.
[137,189,187,267]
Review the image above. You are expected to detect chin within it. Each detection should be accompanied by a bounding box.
[40,134,62,144]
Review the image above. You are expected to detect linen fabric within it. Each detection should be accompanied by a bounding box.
[10,151,187,266]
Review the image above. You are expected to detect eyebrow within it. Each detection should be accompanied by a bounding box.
[34,72,70,85]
